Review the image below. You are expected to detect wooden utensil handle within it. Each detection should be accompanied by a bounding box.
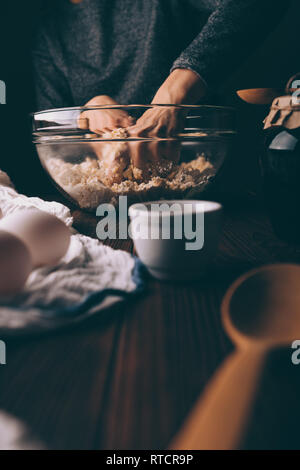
[169,347,266,450]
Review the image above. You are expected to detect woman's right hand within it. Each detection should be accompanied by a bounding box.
[78,95,134,134]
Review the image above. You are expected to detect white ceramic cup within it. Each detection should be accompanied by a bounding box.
[129,200,223,281]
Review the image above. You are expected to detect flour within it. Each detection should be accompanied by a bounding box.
[44,129,214,209]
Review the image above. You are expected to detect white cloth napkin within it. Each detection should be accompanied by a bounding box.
[0,171,144,336]
[0,411,44,450]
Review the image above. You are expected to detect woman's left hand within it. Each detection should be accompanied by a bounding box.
[127,68,207,139]
[127,106,186,138]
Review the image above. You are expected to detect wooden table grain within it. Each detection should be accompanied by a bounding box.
[1,202,300,450]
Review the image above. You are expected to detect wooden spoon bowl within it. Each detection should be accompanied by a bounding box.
[171,263,300,450]
[237,88,282,105]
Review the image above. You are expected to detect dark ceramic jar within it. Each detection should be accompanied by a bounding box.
[261,125,300,243]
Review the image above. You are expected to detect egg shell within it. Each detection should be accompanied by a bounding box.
[0,209,71,267]
[0,230,33,295]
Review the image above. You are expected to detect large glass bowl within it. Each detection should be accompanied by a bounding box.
[32,105,236,211]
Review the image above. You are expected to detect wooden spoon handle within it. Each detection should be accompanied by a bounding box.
[170,347,266,450]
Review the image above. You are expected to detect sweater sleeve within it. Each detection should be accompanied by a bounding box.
[32,28,73,111]
[171,0,290,90]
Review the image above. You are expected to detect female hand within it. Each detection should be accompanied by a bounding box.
[128,140,181,181]
[127,68,207,138]
[79,95,134,134]
[127,106,187,138]
[126,69,207,174]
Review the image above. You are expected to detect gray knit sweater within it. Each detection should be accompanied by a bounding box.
[33,0,289,111]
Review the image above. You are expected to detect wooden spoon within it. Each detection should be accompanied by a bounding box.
[237,88,283,105]
[237,75,300,105]
[170,263,300,450]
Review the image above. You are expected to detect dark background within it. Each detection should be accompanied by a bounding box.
[0,1,47,194]
[0,0,299,197]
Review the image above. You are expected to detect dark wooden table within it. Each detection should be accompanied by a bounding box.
[1,201,300,450]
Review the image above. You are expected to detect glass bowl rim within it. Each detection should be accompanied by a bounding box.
[32,103,235,117]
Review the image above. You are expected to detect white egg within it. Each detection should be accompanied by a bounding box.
[0,209,71,267]
[0,230,33,295]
